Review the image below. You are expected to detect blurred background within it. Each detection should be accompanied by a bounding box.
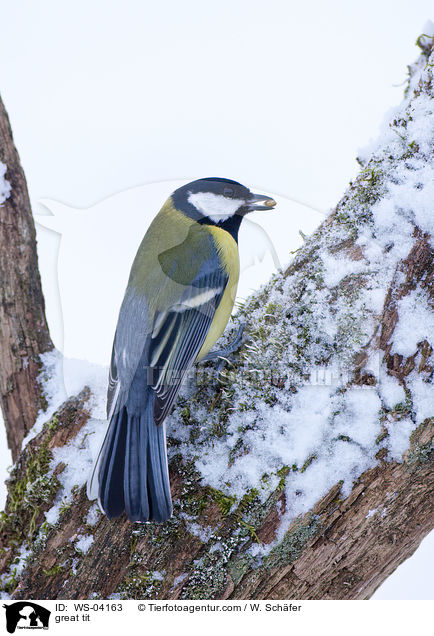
[0,0,432,599]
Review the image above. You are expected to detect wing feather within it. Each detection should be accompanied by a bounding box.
[150,265,227,424]
[107,228,228,426]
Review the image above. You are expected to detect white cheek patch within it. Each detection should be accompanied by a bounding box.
[188,191,244,222]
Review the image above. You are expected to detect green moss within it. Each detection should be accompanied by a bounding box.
[2,571,19,596]
[375,427,389,445]
[118,571,163,600]
[236,488,260,518]
[1,441,59,546]
[239,520,259,542]
[180,406,191,423]
[265,302,278,314]
[300,454,317,473]
[264,514,321,570]
[47,414,60,432]
[0,413,63,596]
[334,164,387,234]
[58,498,72,516]
[43,564,64,576]
[135,481,266,599]
[391,400,412,420]
[208,488,236,516]
[228,438,246,467]
[171,457,214,518]
[130,535,139,556]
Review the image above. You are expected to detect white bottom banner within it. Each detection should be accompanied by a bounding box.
[1,599,432,635]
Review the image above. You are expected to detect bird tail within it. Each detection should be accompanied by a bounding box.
[87,395,172,522]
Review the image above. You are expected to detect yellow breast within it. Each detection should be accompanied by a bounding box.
[196,225,240,361]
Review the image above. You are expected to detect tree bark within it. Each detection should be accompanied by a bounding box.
[0,96,53,461]
[0,35,433,600]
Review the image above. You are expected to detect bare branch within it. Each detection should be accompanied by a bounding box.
[0,96,53,461]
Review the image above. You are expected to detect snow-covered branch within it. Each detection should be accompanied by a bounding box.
[1,30,433,600]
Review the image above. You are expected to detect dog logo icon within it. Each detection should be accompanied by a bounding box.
[3,602,51,633]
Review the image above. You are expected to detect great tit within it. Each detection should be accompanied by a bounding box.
[88,177,276,522]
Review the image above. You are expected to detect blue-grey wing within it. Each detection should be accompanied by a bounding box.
[106,287,151,418]
[149,256,228,424]
[107,247,227,423]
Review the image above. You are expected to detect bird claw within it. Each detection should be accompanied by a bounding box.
[200,323,245,363]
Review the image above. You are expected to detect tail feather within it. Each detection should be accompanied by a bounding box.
[89,394,172,522]
[99,407,128,518]
[147,416,172,522]
[124,411,151,521]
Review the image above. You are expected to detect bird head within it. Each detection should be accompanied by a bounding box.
[171,177,276,229]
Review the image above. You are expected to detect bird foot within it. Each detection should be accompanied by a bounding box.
[200,323,245,364]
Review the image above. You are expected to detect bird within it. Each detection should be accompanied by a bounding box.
[87,177,276,522]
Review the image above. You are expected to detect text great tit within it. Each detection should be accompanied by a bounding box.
[88,177,276,522]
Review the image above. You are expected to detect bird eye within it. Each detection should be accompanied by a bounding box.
[223,187,234,197]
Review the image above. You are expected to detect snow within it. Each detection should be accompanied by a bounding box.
[366,506,387,519]
[18,350,108,527]
[0,544,31,592]
[44,424,105,527]
[406,372,434,425]
[391,287,434,357]
[385,417,416,461]
[44,416,100,526]
[333,389,382,447]
[0,351,108,588]
[321,251,366,288]
[0,161,11,205]
[72,534,94,554]
[171,573,188,590]
[86,503,101,527]
[22,349,107,449]
[378,373,406,410]
[186,384,380,514]
[170,369,412,548]
[179,513,215,542]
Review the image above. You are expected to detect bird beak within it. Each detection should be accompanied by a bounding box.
[247,192,277,211]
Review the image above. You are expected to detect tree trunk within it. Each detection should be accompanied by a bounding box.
[0,96,53,462]
[0,34,433,600]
